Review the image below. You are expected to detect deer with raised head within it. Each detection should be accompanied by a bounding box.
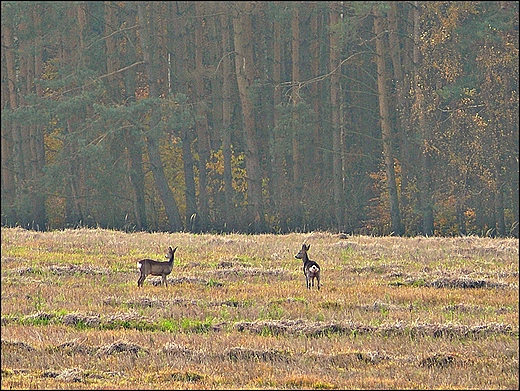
[295,243,321,290]
[137,246,177,287]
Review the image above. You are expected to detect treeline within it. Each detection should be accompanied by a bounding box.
[1,1,518,236]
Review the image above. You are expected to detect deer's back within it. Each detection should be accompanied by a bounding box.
[138,259,173,275]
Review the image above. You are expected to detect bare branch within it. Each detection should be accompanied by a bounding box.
[276,51,370,94]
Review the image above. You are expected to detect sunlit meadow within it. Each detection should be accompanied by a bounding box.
[1,227,518,389]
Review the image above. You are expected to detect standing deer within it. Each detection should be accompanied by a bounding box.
[295,243,321,290]
[137,246,177,287]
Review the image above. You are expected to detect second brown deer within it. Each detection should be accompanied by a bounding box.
[295,243,321,290]
[137,246,177,287]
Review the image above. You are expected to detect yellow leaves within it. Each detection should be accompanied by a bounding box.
[207,149,247,194]
[462,88,477,98]
[207,149,225,176]
[472,113,488,128]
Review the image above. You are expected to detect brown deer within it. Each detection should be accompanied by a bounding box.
[295,243,321,290]
[137,246,177,287]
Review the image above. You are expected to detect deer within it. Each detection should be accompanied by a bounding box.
[137,246,177,287]
[295,243,321,290]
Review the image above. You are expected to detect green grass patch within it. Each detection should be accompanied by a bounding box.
[179,317,214,333]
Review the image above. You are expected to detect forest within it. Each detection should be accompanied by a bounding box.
[1,1,518,236]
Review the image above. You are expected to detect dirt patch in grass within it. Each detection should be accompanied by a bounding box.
[427,276,511,289]
[42,368,122,383]
[234,319,371,337]
[12,265,111,276]
[43,367,85,382]
[62,313,101,327]
[3,338,147,358]
[134,267,284,287]
[419,352,469,368]
[141,276,222,287]
[389,274,513,289]
[96,340,148,356]
[103,296,197,308]
[443,303,513,314]
[6,310,519,340]
[160,343,392,366]
[227,346,292,362]
[164,276,215,286]
[103,296,246,309]
[316,351,390,366]
[1,340,37,352]
[22,312,54,323]
[162,342,199,359]
[233,319,518,338]
[168,370,205,383]
[48,265,110,275]
[61,311,145,328]
[51,339,97,355]
[103,311,152,326]
[352,264,402,275]
[211,266,290,279]
[357,300,400,312]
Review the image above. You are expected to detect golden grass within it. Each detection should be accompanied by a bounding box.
[1,227,518,389]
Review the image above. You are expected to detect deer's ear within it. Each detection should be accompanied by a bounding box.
[173,247,178,252]
[169,246,173,251]
[305,244,310,250]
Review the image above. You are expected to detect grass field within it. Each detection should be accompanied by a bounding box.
[1,227,518,389]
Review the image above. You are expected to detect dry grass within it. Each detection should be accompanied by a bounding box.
[1,227,518,389]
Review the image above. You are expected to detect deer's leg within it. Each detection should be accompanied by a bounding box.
[138,273,145,287]
[162,274,167,286]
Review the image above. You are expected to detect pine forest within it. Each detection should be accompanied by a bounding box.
[1,1,518,236]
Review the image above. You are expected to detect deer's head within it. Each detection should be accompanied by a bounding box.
[295,243,310,259]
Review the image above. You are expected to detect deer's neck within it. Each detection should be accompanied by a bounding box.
[301,252,309,263]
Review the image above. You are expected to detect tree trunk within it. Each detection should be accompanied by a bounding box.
[291,4,302,222]
[1,22,17,223]
[194,1,211,231]
[271,1,284,229]
[169,1,197,230]
[104,2,120,103]
[233,3,266,232]
[61,5,87,228]
[310,4,322,172]
[511,146,519,237]
[220,8,235,231]
[495,183,506,237]
[374,6,403,236]
[6,22,27,218]
[137,2,182,232]
[28,10,47,230]
[64,118,85,226]
[388,2,412,230]
[181,128,197,231]
[122,2,147,230]
[330,3,344,231]
[413,1,434,236]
